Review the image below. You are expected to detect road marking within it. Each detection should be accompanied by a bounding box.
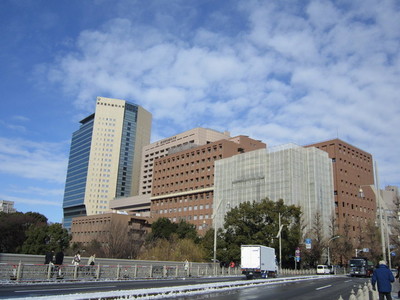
[15,285,117,293]
[316,285,332,290]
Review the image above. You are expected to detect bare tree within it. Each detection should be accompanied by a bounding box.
[336,217,354,266]
[302,211,325,267]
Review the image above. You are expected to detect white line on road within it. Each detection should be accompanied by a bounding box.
[15,285,117,293]
[316,284,332,290]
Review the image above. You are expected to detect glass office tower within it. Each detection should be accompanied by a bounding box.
[62,97,151,230]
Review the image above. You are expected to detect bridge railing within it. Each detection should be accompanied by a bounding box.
[0,261,244,282]
[0,253,329,282]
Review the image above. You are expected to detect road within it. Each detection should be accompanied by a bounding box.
[0,275,376,299]
[196,276,372,300]
[1,276,239,299]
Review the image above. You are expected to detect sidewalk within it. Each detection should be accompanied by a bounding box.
[392,278,400,299]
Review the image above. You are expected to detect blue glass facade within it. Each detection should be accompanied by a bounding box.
[62,114,94,230]
[116,103,138,197]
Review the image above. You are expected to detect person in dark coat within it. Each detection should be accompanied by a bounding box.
[44,250,54,264]
[371,260,395,300]
[55,250,64,265]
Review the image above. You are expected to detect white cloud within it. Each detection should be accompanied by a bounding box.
[0,137,68,183]
[0,193,61,207]
[42,0,400,186]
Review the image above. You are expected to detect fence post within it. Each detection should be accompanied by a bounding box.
[133,265,137,278]
[356,285,364,300]
[175,266,178,277]
[47,263,52,280]
[163,265,167,278]
[149,265,153,278]
[116,264,120,279]
[349,289,357,300]
[17,261,22,281]
[95,264,100,279]
[362,283,369,299]
[73,265,78,280]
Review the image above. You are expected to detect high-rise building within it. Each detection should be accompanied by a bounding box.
[213,144,335,237]
[305,139,376,241]
[150,135,266,232]
[0,200,16,213]
[62,97,152,230]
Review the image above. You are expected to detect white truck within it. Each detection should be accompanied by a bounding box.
[241,245,278,279]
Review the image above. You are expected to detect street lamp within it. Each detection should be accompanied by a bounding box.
[327,235,340,266]
[276,213,286,271]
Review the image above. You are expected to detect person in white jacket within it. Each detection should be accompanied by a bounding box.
[72,251,81,266]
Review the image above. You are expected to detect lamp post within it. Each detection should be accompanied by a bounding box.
[276,212,290,271]
[276,213,284,271]
[327,235,340,266]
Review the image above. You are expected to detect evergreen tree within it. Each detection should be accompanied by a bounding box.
[219,198,302,265]
[0,211,48,253]
[21,223,70,255]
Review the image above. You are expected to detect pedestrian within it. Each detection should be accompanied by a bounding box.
[87,254,96,277]
[55,249,64,278]
[55,250,64,265]
[371,260,395,300]
[44,249,55,277]
[395,264,400,298]
[44,249,54,265]
[87,254,96,266]
[72,251,81,266]
[184,259,189,276]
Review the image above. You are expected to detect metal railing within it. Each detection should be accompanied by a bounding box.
[0,261,242,282]
[0,253,333,282]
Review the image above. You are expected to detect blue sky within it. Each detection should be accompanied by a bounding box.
[1,0,399,224]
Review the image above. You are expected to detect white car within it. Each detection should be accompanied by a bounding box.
[316,265,330,274]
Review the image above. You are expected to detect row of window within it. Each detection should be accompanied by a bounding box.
[155,212,211,220]
[153,194,211,205]
[96,100,125,108]
[153,203,211,212]
[155,150,222,167]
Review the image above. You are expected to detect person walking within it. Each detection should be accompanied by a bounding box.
[55,250,64,265]
[87,254,96,277]
[72,251,81,266]
[395,264,400,298]
[44,249,54,265]
[55,249,64,278]
[372,260,395,300]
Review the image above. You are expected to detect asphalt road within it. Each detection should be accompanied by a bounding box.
[192,276,373,300]
[0,276,241,299]
[0,275,380,300]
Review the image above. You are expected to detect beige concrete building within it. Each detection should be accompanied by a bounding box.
[71,213,151,247]
[150,136,266,232]
[0,200,16,213]
[63,97,152,230]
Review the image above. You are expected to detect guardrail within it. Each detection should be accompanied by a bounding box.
[0,261,241,282]
[0,253,328,282]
